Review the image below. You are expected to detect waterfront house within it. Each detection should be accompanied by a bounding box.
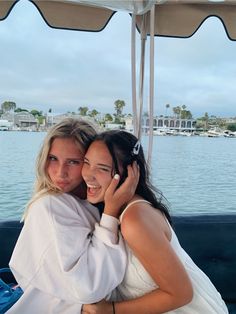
[124,115,197,134]
[1,112,38,130]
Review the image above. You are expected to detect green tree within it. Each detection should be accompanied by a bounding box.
[114,99,125,123]
[78,106,89,116]
[89,109,99,119]
[227,123,236,132]
[30,109,43,117]
[172,106,181,118]
[181,110,192,119]
[104,113,113,122]
[14,107,28,113]
[201,112,209,131]
[37,116,45,125]
[1,101,16,113]
[172,105,192,119]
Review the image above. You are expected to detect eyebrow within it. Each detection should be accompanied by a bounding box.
[84,157,112,169]
[49,154,83,160]
[97,163,112,169]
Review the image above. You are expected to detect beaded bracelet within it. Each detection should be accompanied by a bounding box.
[112,301,116,314]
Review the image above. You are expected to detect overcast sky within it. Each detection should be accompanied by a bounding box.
[1,0,236,118]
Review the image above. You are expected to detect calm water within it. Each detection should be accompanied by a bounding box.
[0,131,235,219]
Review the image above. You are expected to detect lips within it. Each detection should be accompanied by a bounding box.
[56,181,69,189]
[86,184,101,197]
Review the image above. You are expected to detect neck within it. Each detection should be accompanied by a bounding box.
[72,182,87,199]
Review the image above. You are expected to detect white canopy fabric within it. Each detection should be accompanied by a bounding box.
[2,1,236,40]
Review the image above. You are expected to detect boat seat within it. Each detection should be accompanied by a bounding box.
[0,220,22,283]
[172,214,236,314]
[0,214,236,313]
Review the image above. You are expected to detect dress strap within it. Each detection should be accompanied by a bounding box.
[120,200,151,223]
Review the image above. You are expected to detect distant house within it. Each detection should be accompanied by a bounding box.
[1,112,38,129]
[46,113,98,128]
[104,123,125,130]
[1,112,14,123]
[14,112,38,128]
[124,116,134,132]
[124,115,197,133]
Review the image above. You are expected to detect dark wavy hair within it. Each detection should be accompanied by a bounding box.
[94,130,171,224]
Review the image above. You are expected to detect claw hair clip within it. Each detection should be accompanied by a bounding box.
[132,141,141,156]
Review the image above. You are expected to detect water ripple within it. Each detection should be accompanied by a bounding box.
[0,132,236,219]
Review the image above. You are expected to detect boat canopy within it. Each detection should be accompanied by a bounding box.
[1,1,236,39]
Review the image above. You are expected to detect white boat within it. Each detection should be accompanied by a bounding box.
[0,119,11,131]
[224,130,236,138]
[153,129,167,136]
[207,128,223,138]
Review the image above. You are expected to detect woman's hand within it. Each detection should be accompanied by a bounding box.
[103,161,139,218]
[82,300,113,314]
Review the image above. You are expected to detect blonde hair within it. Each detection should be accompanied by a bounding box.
[22,117,97,221]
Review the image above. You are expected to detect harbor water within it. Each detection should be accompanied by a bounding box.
[0,131,235,220]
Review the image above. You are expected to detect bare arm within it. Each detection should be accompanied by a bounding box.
[82,203,193,314]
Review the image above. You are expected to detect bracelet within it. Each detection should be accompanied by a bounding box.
[112,301,116,314]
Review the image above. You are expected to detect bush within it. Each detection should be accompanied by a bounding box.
[227,123,236,132]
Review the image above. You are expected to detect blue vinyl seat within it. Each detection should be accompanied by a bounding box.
[0,214,236,313]
[172,214,236,314]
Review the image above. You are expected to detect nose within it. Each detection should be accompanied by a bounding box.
[58,164,68,178]
[82,163,95,181]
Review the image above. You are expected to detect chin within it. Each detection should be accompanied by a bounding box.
[87,196,103,204]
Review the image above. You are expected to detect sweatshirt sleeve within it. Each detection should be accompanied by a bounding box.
[10,194,126,305]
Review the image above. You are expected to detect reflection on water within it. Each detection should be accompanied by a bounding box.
[145,135,236,215]
[0,131,46,219]
[0,131,236,219]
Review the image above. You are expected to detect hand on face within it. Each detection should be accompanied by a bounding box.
[103,161,140,218]
[82,140,140,217]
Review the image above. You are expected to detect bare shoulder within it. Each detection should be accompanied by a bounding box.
[121,200,171,244]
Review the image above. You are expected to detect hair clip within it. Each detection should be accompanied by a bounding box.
[132,140,141,156]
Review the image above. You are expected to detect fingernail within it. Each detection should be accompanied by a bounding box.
[114,174,120,180]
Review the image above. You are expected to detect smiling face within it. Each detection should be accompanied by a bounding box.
[82,140,114,204]
[47,137,84,193]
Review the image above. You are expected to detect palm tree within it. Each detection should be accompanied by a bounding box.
[202,112,209,131]
[89,109,99,119]
[78,106,89,116]
[181,105,186,119]
[165,104,170,117]
[1,101,16,113]
[114,99,125,123]
[173,106,181,119]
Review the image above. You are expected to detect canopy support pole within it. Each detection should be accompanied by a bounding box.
[137,14,147,140]
[131,4,155,165]
[147,5,155,167]
[131,13,138,137]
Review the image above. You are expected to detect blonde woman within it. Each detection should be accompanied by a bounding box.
[8,118,139,314]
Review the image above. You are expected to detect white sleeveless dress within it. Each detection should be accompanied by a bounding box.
[115,200,228,314]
